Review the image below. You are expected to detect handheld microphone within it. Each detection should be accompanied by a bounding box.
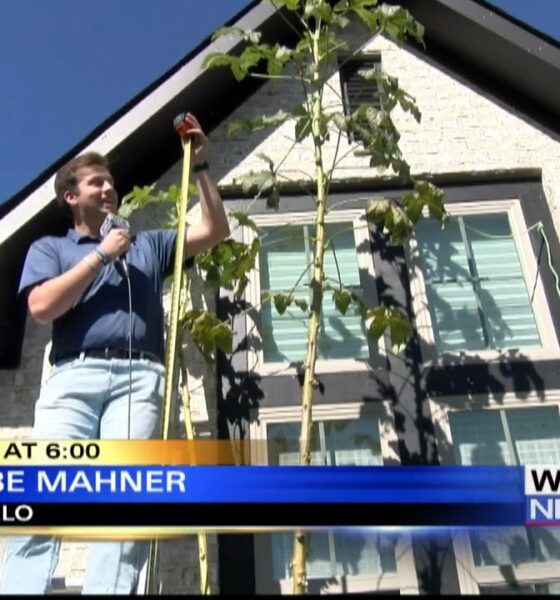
[100,212,130,277]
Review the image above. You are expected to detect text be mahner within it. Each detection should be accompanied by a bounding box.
[1,470,186,493]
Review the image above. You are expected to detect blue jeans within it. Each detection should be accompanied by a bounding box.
[0,356,165,595]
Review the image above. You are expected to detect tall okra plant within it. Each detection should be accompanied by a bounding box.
[203,0,446,593]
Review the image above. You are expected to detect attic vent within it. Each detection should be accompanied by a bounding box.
[338,56,381,141]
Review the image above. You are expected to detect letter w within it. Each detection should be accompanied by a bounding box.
[532,469,560,492]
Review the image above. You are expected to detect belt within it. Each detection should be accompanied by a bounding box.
[59,348,162,364]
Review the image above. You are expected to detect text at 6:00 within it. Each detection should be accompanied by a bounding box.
[45,443,100,460]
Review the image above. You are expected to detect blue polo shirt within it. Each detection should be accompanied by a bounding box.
[18,229,192,364]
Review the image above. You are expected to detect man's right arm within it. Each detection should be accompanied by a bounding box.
[28,252,104,324]
[27,228,130,324]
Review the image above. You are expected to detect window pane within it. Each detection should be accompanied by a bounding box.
[333,529,397,576]
[259,226,309,362]
[321,224,369,360]
[259,223,369,363]
[267,421,322,466]
[323,419,383,466]
[415,213,541,353]
[466,214,541,349]
[506,407,560,465]
[416,218,486,351]
[449,410,512,465]
[450,407,560,567]
[507,407,560,562]
[267,418,396,581]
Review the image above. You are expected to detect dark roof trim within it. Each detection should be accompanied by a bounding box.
[474,0,560,51]
[396,0,560,134]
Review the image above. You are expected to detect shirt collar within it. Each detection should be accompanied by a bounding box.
[66,228,99,244]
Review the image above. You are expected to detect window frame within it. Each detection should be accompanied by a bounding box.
[429,390,560,594]
[249,401,418,595]
[407,199,560,363]
[242,209,385,376]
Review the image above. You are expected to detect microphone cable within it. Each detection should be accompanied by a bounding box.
[122,259,133,441]
[100,213,134,440]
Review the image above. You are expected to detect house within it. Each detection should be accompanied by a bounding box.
[1,0,560,594]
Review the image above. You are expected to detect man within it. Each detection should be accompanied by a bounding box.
[0,113,230,594]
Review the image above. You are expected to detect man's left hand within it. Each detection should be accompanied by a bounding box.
[182,113,209,167]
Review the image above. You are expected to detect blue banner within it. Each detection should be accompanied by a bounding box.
[0,465,524,504]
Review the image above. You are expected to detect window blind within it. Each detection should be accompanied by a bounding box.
[415,213,541,353]
[259,223,369,363]
[267,418,395,581]
[449,407,560,567]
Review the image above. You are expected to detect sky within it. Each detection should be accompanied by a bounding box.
[0,0,248,205]
[0,0,558,205]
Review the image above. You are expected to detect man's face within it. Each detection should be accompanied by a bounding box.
[64,165,118,220]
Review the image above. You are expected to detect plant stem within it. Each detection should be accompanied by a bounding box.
[292,18,328,595]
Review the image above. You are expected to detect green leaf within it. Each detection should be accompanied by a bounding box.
[226,109,296,136]
[273,293,292,315]
[359,68,421,123]
[316,29,348,57]
[267,0,301,10]
[378,5,425,46]
[334,0,379,13]
[388,310,411,354]
[305,2,333,23]
[266,187,281,211]
[387,205,413,244]
[229,211,260,233]
[403,181,446,225]
[264,44,293,76]
[256,152,275,172]
[212,322,233,355]
[364,306,412,352]
[332,288,352,316]
[119,184,176,219]
[354,6,380,31]
[293,298,309,313]
[331,112,350,132]
[196,239,260,296]
[404,193,425,224]
[365,197,391,223]
[365,307,389,340]
[295,114,312,142]
[202,53,242,78]
[239,170,276,197]
[203,46,266,81]
[166,184,182,203]
[182,310,234,361]
[211,26,262,44]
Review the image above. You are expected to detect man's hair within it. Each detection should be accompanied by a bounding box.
[54,152,110,215]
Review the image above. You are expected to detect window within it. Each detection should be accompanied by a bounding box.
[479,582,560,594]
[339,56,381,142]
[244,210,380,374]
[429,392,560,594]
[409,200,559,361]
[250,403,418,594]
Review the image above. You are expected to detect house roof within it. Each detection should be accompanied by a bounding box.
[1,0,560,368]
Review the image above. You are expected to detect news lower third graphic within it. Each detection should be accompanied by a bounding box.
[525,465,560,525]
[0,441,556,536]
